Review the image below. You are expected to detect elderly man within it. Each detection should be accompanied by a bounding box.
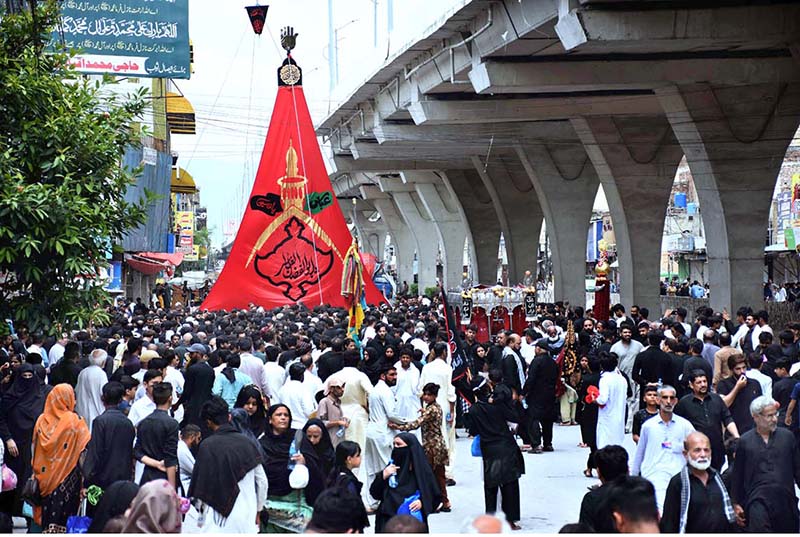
[732,396,800,532]
[660,432,736,533]
[631,385,695,511]
[75,349,109,432]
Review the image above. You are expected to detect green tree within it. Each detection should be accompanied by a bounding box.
[0,1,151,333]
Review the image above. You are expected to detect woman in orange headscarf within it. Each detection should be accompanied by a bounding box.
[31,384,91,531]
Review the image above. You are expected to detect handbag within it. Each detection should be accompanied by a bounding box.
[470,435,482,457]
[20,475,41,506]
[66,499,91,534]
[1,463,17,491]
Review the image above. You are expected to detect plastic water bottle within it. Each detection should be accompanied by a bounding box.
[446,412,452,423]
[287,439,297,470]
[336,425,345,438]
[387,459,398,488]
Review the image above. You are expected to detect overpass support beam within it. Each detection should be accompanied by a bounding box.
[656,83,800,312]
[401,172,471,291]
[572,116,683,315]
[472,156,543,286]
[389,191,440,293]
[515,143,600,309]
[362,188,417,291]
[440,169,501,285]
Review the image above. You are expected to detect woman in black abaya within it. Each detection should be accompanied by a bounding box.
[258,404,325,532]
[369,432,441,533]
[468,377,525,530]
[301,418,335,479]
[0,364,47,518]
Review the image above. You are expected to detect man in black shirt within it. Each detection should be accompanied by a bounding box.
[675,370,739,470]
[48,341,81,388]
[631,330,671,403]
[717,354,762,434]
[682,339,713,393]
[173,343,215,430]
[579,445,629,532]
[83,382,136,490]
[732,395,800,532]
[134,382,179,488]
[660,431,736,533]
[773,360,796,427]
[317,337,344,382]
[631,385,659,444]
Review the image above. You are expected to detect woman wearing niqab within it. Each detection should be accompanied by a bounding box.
[369,432,442,533]
[0,364,47,517]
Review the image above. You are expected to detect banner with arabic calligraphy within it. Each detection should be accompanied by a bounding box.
[55,0,190,79]
[200,72,386,311]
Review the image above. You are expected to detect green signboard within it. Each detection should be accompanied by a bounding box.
[56,0,190,79]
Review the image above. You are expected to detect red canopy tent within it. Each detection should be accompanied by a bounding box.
[201,49,385,311]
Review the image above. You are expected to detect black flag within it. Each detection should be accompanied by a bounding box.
[440,285,474,404]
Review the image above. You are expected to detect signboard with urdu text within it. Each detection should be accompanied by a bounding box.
[57,0,190,79]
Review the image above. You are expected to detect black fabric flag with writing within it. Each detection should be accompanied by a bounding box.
[440,285,474,404]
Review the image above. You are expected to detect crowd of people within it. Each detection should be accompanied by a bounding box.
[1,295,800,533]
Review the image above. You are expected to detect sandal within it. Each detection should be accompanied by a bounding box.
[583,468,593,478]
[578,442,588,448]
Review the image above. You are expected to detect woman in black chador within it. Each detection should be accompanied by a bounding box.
[369,432,441,533]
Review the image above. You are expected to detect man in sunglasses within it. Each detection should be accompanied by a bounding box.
[631,384,695,512]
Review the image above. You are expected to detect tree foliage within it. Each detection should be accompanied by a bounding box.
[0,1,151,333]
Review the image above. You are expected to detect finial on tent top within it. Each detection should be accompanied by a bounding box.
[281,27,298,54]
[277,27,302,86]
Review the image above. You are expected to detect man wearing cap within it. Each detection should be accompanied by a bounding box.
[132,349,160,400]
[317,377,348,447]
[173,343,215,431]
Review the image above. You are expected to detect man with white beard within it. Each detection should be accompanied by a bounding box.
[660,431,736,533]
[394,346,421,441]
[75,349,109,432]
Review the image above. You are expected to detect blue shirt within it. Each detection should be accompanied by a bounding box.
[212,369,253,408]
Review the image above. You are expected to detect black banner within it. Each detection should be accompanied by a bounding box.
[524,292,536,320]
[460,297,473,325]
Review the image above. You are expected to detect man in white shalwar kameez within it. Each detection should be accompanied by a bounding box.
[75,349,109,433]
[595,353,628,449]
[327,350,373,450]
[327,350,373,497]
[363,366,406,509]
[394,349,421,442]
[420,342,457,480]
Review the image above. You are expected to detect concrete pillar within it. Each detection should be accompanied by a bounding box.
[440,168,501,284]
[656,83,800,311]
[572,116,684,315]
[390,191,440,293]
[401,171,471,290]
[472,155,543,285]
[515,142,600,308]
[356,219,387,262]
[364,189,417,289]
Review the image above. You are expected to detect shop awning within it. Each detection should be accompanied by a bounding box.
[166,92,196,135]
[125,252,184,276]
[171,167,197,194]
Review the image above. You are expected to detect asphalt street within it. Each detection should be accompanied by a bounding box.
[391,425,637,534]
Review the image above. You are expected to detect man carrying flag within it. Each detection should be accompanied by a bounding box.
[423,285,475,486]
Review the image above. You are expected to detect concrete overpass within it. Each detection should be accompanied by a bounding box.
[317,0,800,314]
